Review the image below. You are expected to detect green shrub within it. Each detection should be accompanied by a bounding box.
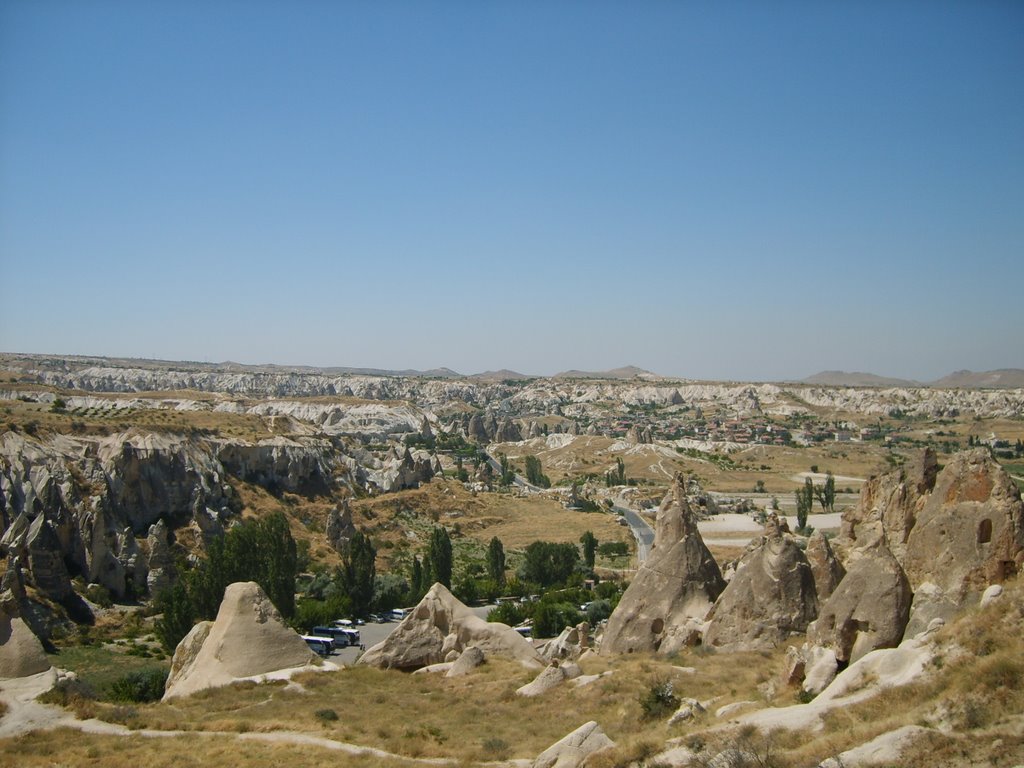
[639,678,679,720]
[315,708,339,722]
[106,668,167,703]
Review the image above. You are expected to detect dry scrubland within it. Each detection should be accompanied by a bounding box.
[5,583,1023,767]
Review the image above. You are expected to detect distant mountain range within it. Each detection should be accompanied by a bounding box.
[553,366,662,381]
[801,369,1024,389]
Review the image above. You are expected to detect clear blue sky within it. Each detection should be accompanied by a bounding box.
[2,1,1022,382]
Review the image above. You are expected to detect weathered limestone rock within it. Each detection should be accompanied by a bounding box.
[25,515,73,603]
[325,499,356,553]
[704,515,818,652]
[540,625,585,661]
[903,448,1024,601]
[145,520,174,596]
[668,697,706,725]
[494,418,523,443]
[445,645,485,677]
[0,610,50,678]
[806,529,845,603]
[837,448,937,564]
[517,662,569,697]
[809,543,912,664]
[467,413,488,444]
[533,721,614,768]
[802,645,839,695]
[601,477,725,655]
[359,583,542,670]
[162,581,317,700]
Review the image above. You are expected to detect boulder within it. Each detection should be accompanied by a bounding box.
[704,515,818,652]
[802,645,839,695]
[806,529,845,603]
[903,448,1024,603]
[162,581,318,700]
[445,646,485,677]
[0,610,50,678]
[540,625,585,661]
[358,583,542,670]
[533,721,614,768]
[517,662,569,697]
[809,543,912,663]
[601,476,725,655]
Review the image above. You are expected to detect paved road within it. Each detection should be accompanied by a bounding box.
[613,504,654,563]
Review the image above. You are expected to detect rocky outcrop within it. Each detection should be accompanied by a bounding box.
[358,583,542,670]
[367,448,434,493]
[533,721,614,768]
[809,543,912,664]
[601,477,725,655]
[837,449,937,564]
[903,448,1024,600]
[494,418,523,443]
[162,581,318,700]
[325,499,356,553]
[145,520,174,596]
[0,610,50,678]
[806,530,845,603]
[704,515,818,652]
[216,436,335,495]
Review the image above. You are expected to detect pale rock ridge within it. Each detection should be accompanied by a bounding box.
[358,583,542,670]
[162,581,318,700]
[601,476,725,655]
[704,513,819,652]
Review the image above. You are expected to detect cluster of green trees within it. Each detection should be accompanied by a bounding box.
[155,512,298,652]
[524,455,552,488]
[605,457,627,487]
[486,581,624,638]
[794,471,836,532]
[409,526,453,598]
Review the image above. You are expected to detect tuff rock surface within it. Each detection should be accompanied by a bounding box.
[704,514,818,652]
[358,583,542,670]
[601,476,725,655]
[162,581,317,700]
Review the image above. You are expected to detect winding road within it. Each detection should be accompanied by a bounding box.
[612,503,655,563]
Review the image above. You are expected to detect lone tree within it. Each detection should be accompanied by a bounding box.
[487,536,506,586]
[424,526,453,588]
[580,531,598,570]
[340,530,377,618]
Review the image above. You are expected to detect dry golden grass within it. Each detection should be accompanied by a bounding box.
[0,728,412,768]
[353,480,630,554]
